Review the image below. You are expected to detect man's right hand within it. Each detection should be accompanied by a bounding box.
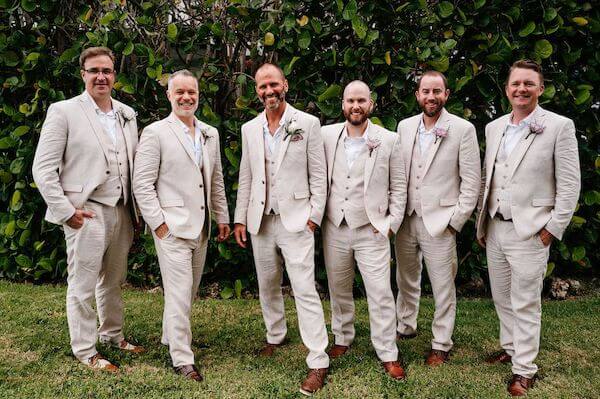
[234,223,247,248]
[66,209,96,229]
[155,223,170,239]
[477,235,486,248]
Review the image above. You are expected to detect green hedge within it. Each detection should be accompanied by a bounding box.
[1,0,598,293]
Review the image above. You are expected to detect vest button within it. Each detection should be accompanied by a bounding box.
[416,175,420,179]
[261,201,264,205]
[106,170,109,174]
[262,180,265,184]
[347,175,350,178]
[199,184,203,188]
[201,206,204,210]
[117,186,120,190]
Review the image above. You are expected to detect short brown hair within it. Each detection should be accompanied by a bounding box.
[416,70,448,90]
[506,59,544,85]
[79,47,115,69]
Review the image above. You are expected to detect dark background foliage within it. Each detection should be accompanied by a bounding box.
[1,0,598,296]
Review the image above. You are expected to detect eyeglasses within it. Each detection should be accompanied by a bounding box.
[83,68,114,75]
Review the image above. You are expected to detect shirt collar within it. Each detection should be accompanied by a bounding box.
[343,119,371,141]
[261,102,290,131]
[84,90,114,116]
[172,113,202,137]
[508,105,540,127]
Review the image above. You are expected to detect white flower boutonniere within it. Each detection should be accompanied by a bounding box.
[117,108,137,128]
[284,119,304,142]
[526,120,545,139]
[433,126,449,144]
[366,136,381,157]
[200,128,210,144]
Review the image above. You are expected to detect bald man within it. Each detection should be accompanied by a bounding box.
[233,63,329,395]
[321,81,407,379]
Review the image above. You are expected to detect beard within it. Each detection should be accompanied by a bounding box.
[343,108,370,126]
[419,99,445,117]
[261,91,286,110]
[173,102,197,118]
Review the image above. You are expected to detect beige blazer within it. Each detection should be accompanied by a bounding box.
[233,104,326,235]
[132,114,229,240]
[322,121,407,234]
[32,92,139,225]
[476,106,580,240]
[398,108,481,237]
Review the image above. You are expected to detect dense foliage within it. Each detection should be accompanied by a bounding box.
[1,0,598,294]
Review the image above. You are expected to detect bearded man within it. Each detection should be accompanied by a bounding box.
[395,71,481,366]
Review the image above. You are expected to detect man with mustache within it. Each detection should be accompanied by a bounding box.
[133,69,230,381]
[395,71,480,366]
[476,60,580,396]
[32,47,144,371]
[233,63,329,395]
[321,81,407,378]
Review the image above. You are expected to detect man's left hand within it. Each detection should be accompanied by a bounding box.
[217,223,231,242]
[539,228,554,247]
[307,220,318,233]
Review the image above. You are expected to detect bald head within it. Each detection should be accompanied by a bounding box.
[342,80,373,126]
[343,80,371,99]
[255,63,285,81]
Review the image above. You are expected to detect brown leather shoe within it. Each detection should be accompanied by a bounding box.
[299,368,328,396]
[117,339,146,354]
[485,350,512,364]
[382,361,406,380]
[257,340,287,357]
[508,374,535,396]
[86,353,119,372]
[397,332,417,340]
[328,344,349,359]
[173,364,203,382]
[426,349,449,366]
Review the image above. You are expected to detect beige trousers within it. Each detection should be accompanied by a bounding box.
[395,214,458,352]
[486,218,549,378]
[322,221,398,362]
[153,230,208,367]
[251,214,329,369]
[63,201,133,362]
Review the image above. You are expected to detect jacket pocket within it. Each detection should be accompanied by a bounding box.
[62,183,83,193]
[294,191,310,199]
[532,198,554,207]
[159,198,184,207]
[439,198,458,206]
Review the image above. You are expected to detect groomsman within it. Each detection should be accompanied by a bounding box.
[32,47,144,371]
[133,69,230,381]
[395,71,481,366]
[233,63,329,395]
[321,81,407,379]
[476,60,580,396]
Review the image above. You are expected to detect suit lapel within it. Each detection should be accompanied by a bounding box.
[486,122,505,185]
[274,106,296,175]
[363,124,380,192]
[115,106,135,173]
[78,93,110,163]
[507,107,546,179]
[403,114,420,181]
[166,114,201,171]
[327,125,345,187]
[422,109,451,177]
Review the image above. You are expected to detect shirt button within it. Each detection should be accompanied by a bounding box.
[416,175,420,179]
[347,175,350,178]
[418,165,422,168]
[345,198,348,200]
[345,187,349,189]
[497,199,500,202]
[416,186,420,190]
[271,161,275,164]
[504,163,508,167]
[105,170,110,174]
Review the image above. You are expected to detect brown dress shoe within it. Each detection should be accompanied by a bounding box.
[258,340,287,357]
[397,332,417,340]
[425,349,449,366]
[508,374,535,396]
[485,350,512,364]
[173,364,203,382]
[86,353,119,372]
[300,368,328,396]
[382,361,406,380]
[328,344,349,359]
[117,339,146,354]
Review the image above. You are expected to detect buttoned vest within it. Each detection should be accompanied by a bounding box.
[406,140,432,217]
[89,122,130,206]
[263,133,280,215]
[327,137,370,229]
[488,134,526,219]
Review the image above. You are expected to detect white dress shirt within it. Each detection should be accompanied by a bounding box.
[174,116,203,166]
[417,118,437,154]
[261,104,291,155]
[501,106,539,159]
[85,90,117,146]
[342,120,372,169]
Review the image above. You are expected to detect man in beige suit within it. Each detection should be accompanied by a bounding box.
[321,81,407,379]
[476,60,580,396]
[32,47,143,371]
[395,71,481,366]
[133,70,230,382]
[233,63,329,396]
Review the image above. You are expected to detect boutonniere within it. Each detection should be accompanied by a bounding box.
[526,120,545,139]
[117,108,137,127]
[283,118,304,142]
[366,136,381,157]
[200,128,210,144]
[433,127,449,144]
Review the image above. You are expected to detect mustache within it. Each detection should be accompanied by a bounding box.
[262,92,285,101]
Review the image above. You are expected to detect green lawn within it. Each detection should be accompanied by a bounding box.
[0,281,598,398]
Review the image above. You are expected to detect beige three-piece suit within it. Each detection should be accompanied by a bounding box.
[395,108,481,352]
[133,113,229,367]
[322,120,406,362]
[32,91,139,361]
[476,106,580,378]
[234,103,329,369]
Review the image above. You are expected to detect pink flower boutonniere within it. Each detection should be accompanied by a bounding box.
[433,127,449,144]
[284,119,304,142]
[366,136,381,157]
[526,120,545,139]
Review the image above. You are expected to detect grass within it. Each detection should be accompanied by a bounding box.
[0,281,599,399]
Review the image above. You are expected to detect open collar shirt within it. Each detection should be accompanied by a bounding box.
[342,119,372,169]
[84,90,117,146]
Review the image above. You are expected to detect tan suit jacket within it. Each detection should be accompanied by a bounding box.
[398,108,481,237]
[322,121,407,234]
[234,104,326,234]
[32,92,139,225]
[133,114,229,240]
[476,106,580,240]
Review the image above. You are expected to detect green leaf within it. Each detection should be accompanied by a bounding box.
[122,84,135,94]
[572,246,586,262]
[342,0,357,20]
[234,279,243,298]
[474,0,486,9]
[534,39,553,59]
[373,74,388,87]
[15,254,32,268]
[438,1,454,18]
[284,56,300,75]
[518,21,536,37]
[13,125,30,137]
[0,137,17,149]
[540,84,556,100]
[298,30,311,49]
[224,147,240,169]
[21,0,36,12]
[2,51,20,67]
[220,286,233,299]
[574,89,590,105]
[351,16,367,39]
[543,8,557,22]
[544,262,555,278]
[570,215,586,227]
[317,84,342,102]
[9,158,25,174]
[167,23,178,41]
[4,220,16,237]
[364,30,379,45]
[122,41,134,56]
[10,190,21,210]
[428,56,449,72]
[218,243,232,260]
[99,11,115,26]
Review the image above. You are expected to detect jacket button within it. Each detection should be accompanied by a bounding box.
[199,184,203,188]
[261,201,264,205]
[262,180,265,184]
[105,170,110,174]
[201,206,204,210]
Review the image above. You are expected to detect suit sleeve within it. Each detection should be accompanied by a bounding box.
[449,124,481,232]
[544,119,581,240]
[307,117,327,225]
[132,128,164,231]
[32,103,76,223]
[210,130,230,224]
[233,127,251,225]
[388,134,407,233]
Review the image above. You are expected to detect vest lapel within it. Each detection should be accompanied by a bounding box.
[78,94,110,163]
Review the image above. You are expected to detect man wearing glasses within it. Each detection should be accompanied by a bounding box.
[33,46,144,371]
